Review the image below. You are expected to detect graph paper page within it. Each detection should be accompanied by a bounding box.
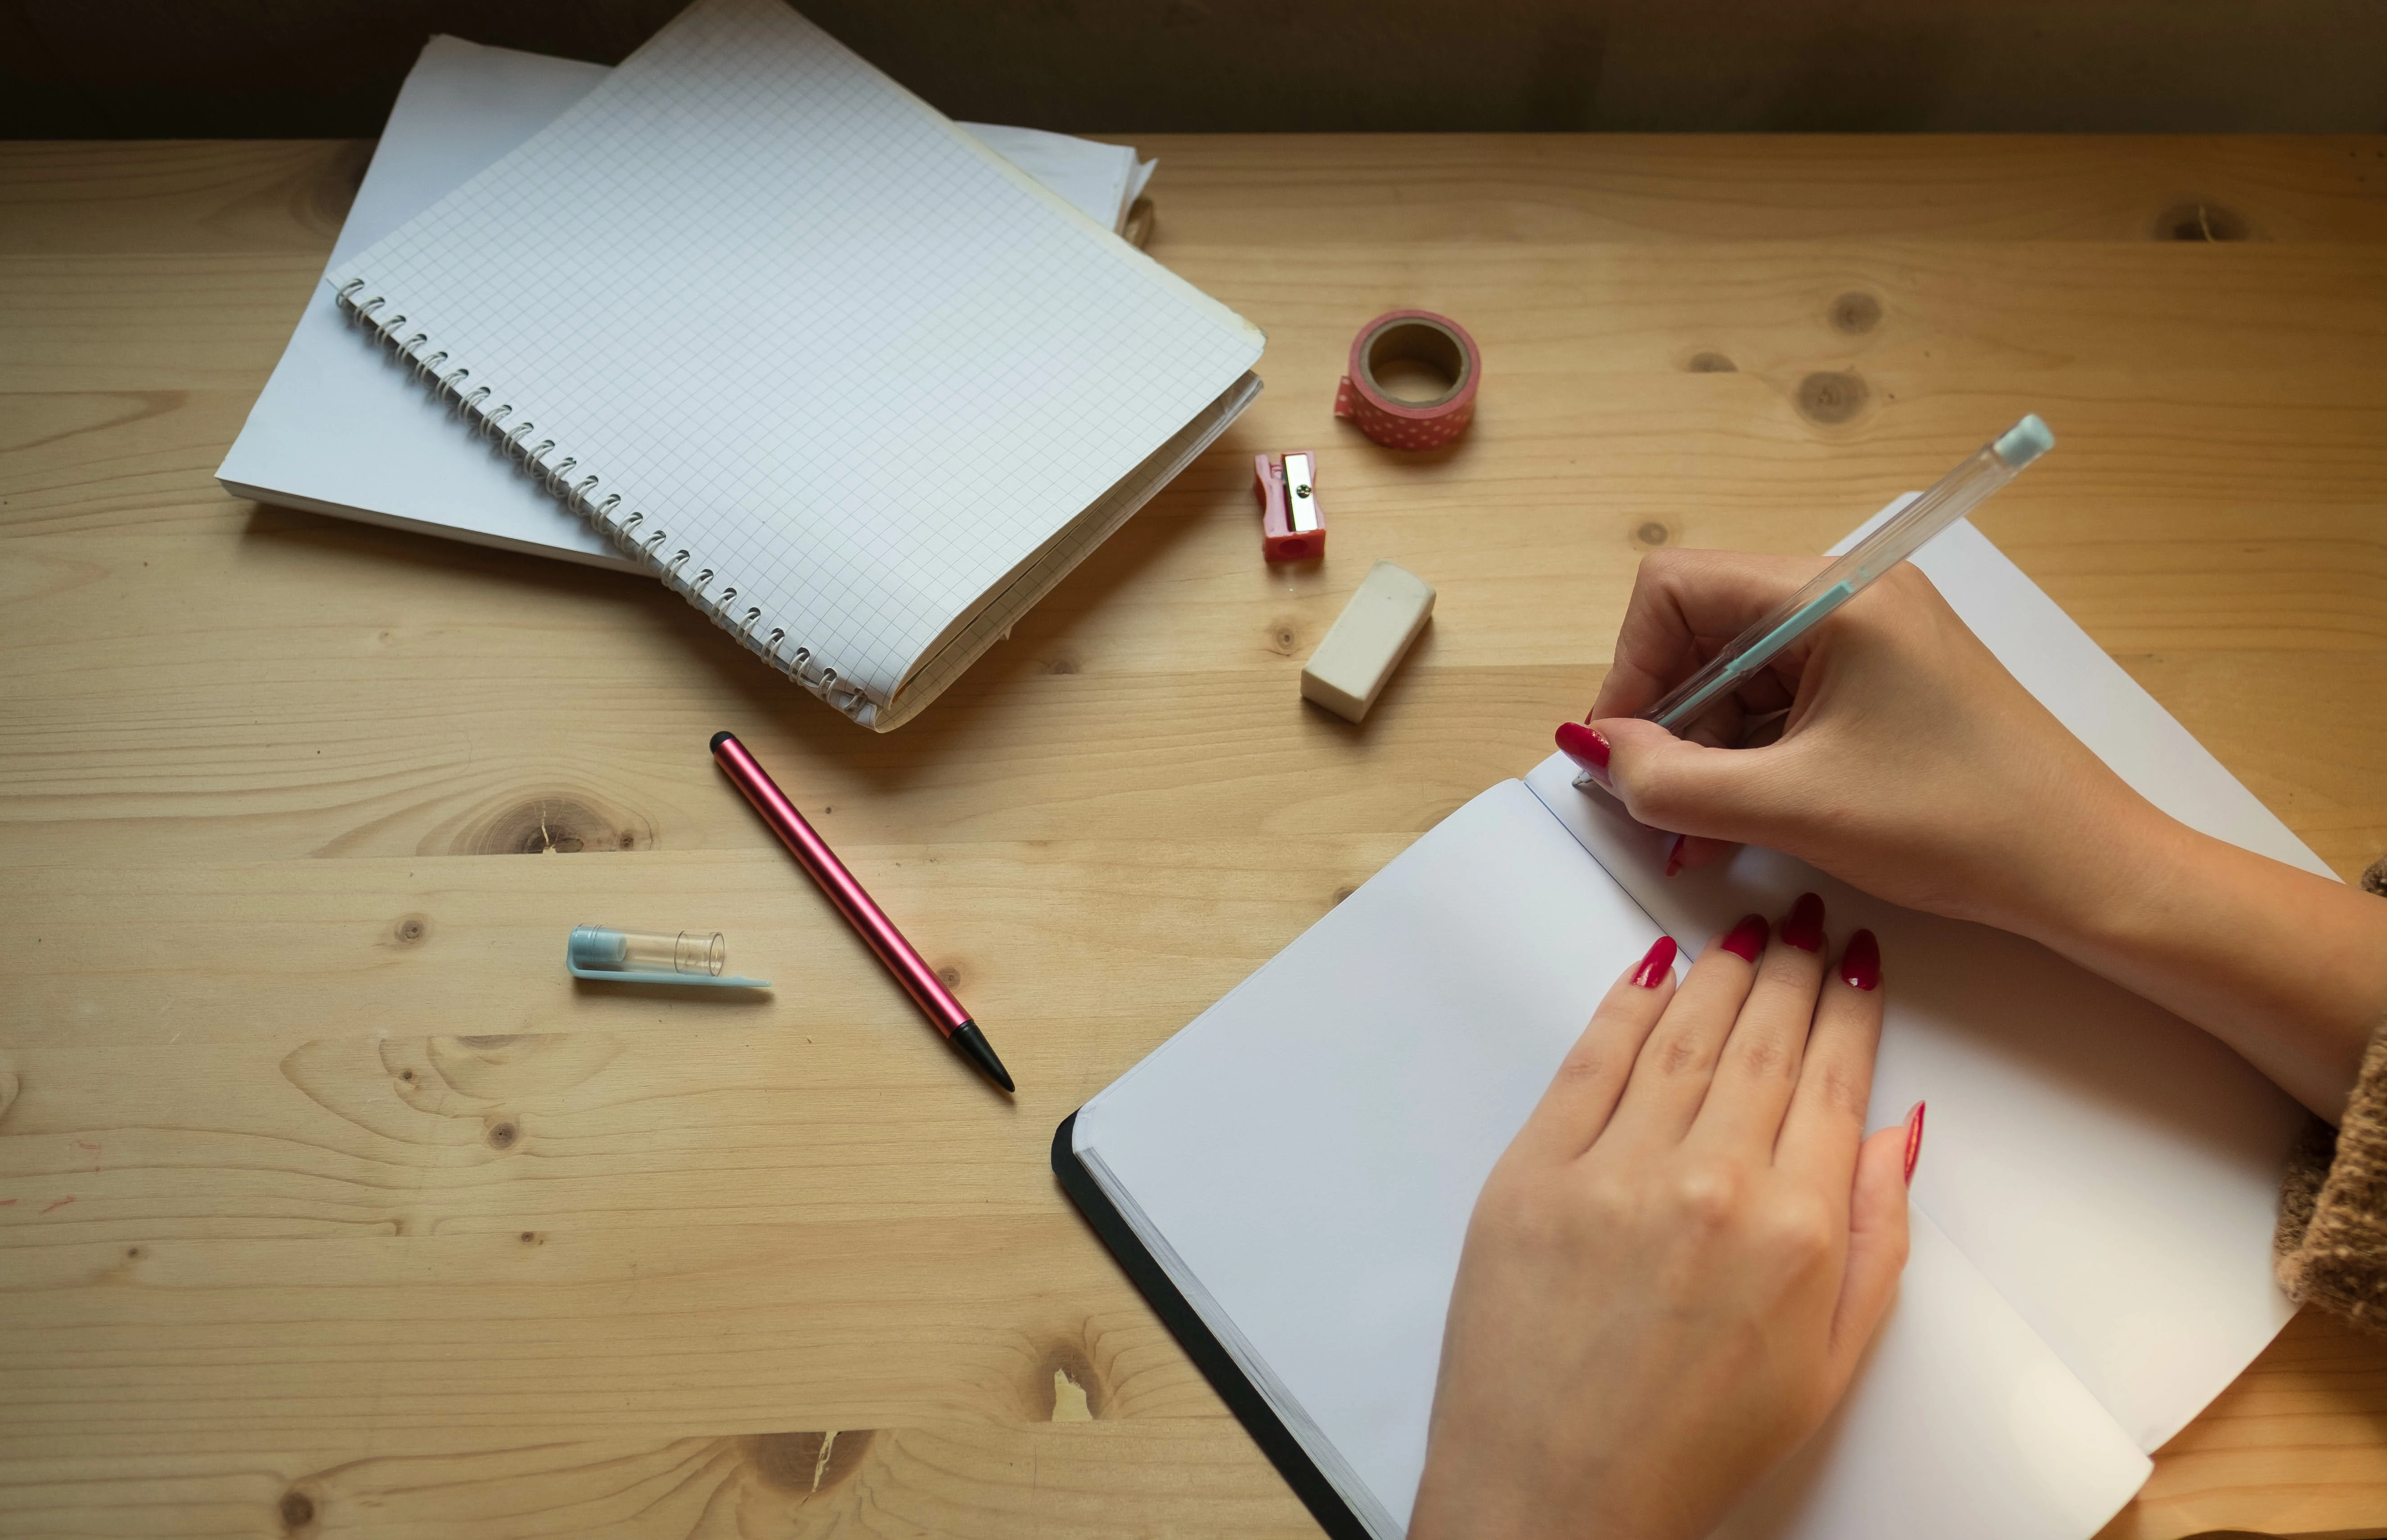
[329,0,1262,707]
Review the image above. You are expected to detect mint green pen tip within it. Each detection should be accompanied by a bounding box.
[1992,414,2055,469]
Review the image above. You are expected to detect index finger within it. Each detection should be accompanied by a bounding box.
[1508,935,1680,1165]
[1589,548,1834,721]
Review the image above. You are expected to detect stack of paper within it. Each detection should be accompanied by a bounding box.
[219,3,1263,729]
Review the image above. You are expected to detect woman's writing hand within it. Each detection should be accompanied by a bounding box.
[1564,547,2387,1122]
[1411,897,1917,1540]
[1564,548,2153,943]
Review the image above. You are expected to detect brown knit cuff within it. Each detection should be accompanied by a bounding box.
[2272,881,2387,1333]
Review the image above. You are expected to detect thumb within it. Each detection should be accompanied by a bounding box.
[1827,1118,1916,1383]
[1581,716,1804,842]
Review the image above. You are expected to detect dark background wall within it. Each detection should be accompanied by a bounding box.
[5,0,2384,138]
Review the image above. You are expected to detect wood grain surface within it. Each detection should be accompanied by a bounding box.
[2,134,2383,1539]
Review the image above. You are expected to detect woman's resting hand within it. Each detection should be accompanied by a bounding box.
[1411,897,1917,1540]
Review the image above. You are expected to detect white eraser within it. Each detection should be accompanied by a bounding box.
[1301,560,1435,722]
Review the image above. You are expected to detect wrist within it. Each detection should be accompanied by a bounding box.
[1998,781,2187,960]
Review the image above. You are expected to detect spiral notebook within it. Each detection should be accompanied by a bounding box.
[1060,511,2327,1540]
[322,0,1264,729]
[218,36,1162,575]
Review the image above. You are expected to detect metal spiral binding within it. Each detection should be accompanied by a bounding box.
[330,277,875,721]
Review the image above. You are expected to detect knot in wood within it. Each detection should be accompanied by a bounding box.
[1828,292,1881,334]
[1795,370,1868,425]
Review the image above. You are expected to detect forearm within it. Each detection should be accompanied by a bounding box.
[2027,805,2387,1122]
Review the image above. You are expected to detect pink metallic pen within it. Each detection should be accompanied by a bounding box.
[711,732,1013,1093]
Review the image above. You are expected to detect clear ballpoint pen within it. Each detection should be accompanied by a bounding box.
[1632,414,2056,739]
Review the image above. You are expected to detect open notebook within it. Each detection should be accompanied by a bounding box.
[1060,510,2330,1540]
[217,34,1157,576]
[298,0,1263,729]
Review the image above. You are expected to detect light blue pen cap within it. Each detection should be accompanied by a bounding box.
[1991,413,2055,469]
[566,925,770,988]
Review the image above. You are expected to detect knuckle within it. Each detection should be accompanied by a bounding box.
[1755,1194,1838,1266]
[1577,1170,1641,1231]
[1555,1041,1617,1088]
[1729,1034,1793,1083]
[1811,1061,1870,1120]
[1652,1030,1712,1078]
[1672,1159,1748,1228]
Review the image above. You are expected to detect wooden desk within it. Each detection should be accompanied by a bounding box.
[3,134,2383,1539]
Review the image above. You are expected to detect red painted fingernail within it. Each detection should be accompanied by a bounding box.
[1903,1101,1926,1187]
[1719,912,1768,962]
[1780,891,1826,952]
[1631,935,1678,988]
[1839,929,1881,990]
[1663,832,1687,877]
[1555,721,1612,786]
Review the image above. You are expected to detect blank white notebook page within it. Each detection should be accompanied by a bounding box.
[329,0,1262,707]
[1074,781,2154,1540]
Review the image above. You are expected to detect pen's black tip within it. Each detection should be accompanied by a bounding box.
[950,1021,1015,1093]
[710,730,736,754]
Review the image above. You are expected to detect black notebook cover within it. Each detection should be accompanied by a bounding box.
[1051,1111,1376,1540]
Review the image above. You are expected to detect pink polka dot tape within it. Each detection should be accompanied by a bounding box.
[1333,310,1481,451]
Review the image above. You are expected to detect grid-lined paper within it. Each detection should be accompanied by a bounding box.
[329,0,1262,721]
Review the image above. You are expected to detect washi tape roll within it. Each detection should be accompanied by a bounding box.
[1333,309,1481,450]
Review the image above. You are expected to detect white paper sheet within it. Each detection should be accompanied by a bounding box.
[218,34,1179,573]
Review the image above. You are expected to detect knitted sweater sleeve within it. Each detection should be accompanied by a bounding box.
[2271,856,2387,1334]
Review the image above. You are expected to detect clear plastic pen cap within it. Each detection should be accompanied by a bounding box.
[569,926,723,975]
[565,926,768,988]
